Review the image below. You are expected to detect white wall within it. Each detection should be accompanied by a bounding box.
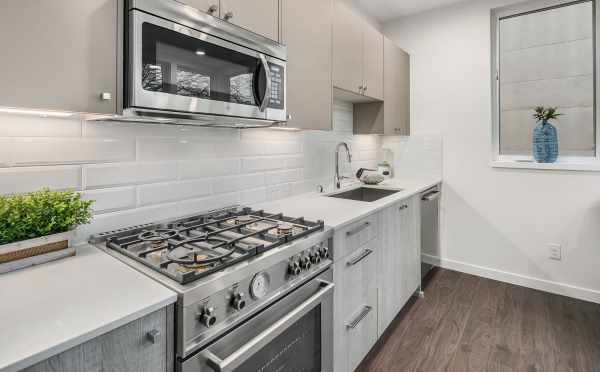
[0,101,380,242]
[385,0,600,302]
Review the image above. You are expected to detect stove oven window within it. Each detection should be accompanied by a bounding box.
[235,306,322,372]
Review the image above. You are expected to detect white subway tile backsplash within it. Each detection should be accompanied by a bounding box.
[12,137,135,166]
[179,158,241,179]
[240,187,268,205]
[84,161,177,189]
[212,174,265,193]
[83,187,136,214]
[0,114,81,137]
[265,169,303,185]
[83,121,178,138]
[267,183,292,201]
[0,138,13,166]
[177,192,240,216]
[241,157,286,172]
[138,179,212,206]
[0,165,81,195]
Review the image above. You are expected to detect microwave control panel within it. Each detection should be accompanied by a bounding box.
[268,63,285,110]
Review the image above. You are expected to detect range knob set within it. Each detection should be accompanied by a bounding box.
[288,260,301,276]
[231,292,246,311]
[300,256,311,270]
[319,246,329,259]
[199,306,217,328]
[310,251,321,264]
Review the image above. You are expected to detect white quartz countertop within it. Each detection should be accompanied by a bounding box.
[0,244,177,372]
[253,176,442,229]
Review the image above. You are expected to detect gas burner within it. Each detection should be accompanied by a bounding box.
[277,222,294,236]
[166,237,236,266]
[235,215,255,225]
[138,229,180,242]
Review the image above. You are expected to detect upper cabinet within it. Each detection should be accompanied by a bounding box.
[281,0,333,130]
[354,37,411,135]
[333,1,384,101]
[0,0,119,114]
[219,0,279,41]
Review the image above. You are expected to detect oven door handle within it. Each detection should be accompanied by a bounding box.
[203,280,334,372]
[258,53,272,113]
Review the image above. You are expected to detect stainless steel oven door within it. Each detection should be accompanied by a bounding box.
[128,10,286,122]
[180,268,334,372]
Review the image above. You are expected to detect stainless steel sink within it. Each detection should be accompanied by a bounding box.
[327,187,402,202]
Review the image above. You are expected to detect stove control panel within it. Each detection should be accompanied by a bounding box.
[184,234,333,353]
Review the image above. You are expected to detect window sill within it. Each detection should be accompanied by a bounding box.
[491,159,600,171]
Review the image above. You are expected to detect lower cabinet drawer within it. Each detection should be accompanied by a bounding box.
[334,213,378,260]
[333,239,378,372]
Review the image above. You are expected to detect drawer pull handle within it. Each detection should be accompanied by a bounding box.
[346,222,370,237]
[346,248,373,266]
[346,305,373,329]
[146,329,160,344]
[399,204,408,210]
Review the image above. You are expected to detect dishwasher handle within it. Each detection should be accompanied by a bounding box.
[421,190,440,202]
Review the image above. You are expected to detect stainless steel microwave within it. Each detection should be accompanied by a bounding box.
[123,0,287,128]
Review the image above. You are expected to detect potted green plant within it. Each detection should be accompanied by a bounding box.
[532,106,562,163]
[0,188,94,274]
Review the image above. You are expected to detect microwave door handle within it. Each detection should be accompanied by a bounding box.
[203,280,335,372]
[258,53,272,112]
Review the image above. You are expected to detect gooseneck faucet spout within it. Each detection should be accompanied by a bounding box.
[334,142,352,189]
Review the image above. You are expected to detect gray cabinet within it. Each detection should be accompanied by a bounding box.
[333,0,384,102]
[333,1,364,96]
[281,0,333,130]
[219,0,279,41]
[22,306,173,372]
[333,238,378,372]
[377,196,421,334]
[0,0,119,114]
[354,37,410,135]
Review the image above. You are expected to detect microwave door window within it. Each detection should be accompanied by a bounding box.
[141,22,259,107]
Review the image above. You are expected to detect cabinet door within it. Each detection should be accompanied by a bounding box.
[281,0,333,130]
[333,239,378,372]
[384,38,410,135]
[22,307,170,372]
[333,1,364,95]
[362,22,384,100]
[0,0,118,114]
[179,0,220,16]
[220,0,279,41]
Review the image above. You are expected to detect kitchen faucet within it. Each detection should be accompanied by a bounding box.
[334,142,352,189]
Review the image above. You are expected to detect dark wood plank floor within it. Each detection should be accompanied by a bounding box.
[357,268,600,372]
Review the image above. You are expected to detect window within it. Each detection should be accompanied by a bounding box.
[492,0,599,168]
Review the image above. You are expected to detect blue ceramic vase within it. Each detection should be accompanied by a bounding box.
[532,120,558,163]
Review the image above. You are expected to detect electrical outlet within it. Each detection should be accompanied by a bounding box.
[548,244,562,261]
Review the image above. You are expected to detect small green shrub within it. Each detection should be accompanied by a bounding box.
[0,188,94,245]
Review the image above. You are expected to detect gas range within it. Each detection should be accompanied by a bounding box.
[90,206,334,371]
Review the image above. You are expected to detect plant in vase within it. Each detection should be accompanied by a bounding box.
[532,106,562,163]
[0,188,94,274]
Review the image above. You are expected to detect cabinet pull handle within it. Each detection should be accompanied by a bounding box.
[346,222,370,237]
[146,329,160,344]
[346,248,373,266]
[224,11,234,20]
[100,92,112,101]
[346,305,373,329]
[399,204,408,210]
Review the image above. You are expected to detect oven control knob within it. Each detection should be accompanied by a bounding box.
[288,260,301,276]
[310,251,321,265]
[300,256,311,270]
[199,307,217,328]
[231,292,246,311]
[319,246,330,259]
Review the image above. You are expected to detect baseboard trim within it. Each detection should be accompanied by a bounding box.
[421,253,600,304]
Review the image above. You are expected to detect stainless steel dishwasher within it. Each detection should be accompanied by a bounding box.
[421,186,441,278]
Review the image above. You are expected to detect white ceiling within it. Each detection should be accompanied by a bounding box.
[349,0,467,22]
